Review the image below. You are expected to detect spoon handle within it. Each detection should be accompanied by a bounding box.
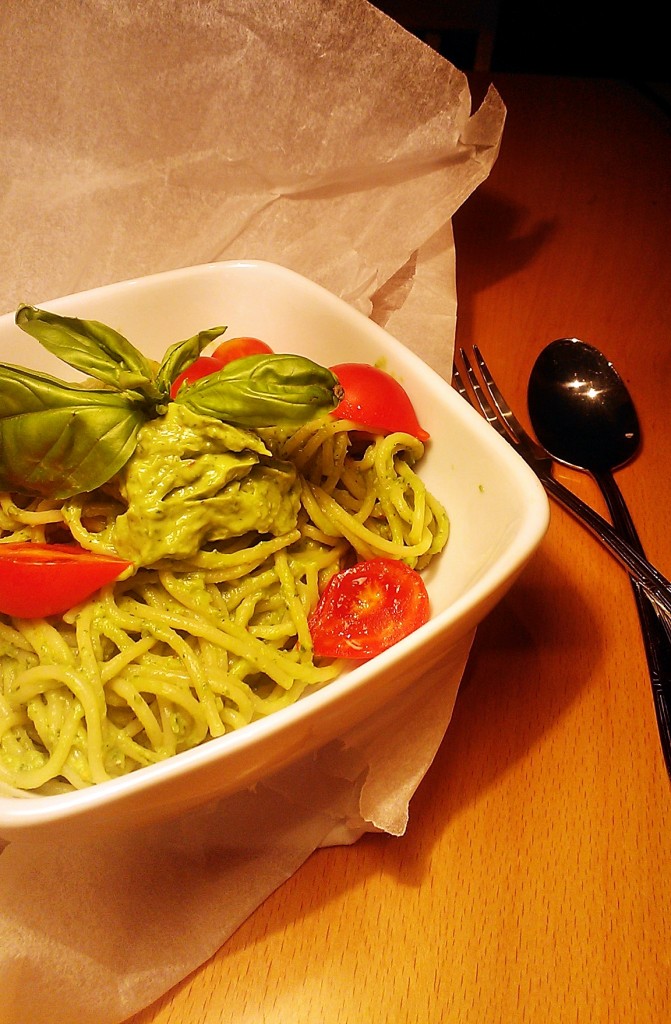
[536,470,671,625]
[594,470,671,780]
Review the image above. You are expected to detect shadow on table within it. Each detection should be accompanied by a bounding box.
[452,185,555,351]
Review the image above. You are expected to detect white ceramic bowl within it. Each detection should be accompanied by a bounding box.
[0,260,549,839]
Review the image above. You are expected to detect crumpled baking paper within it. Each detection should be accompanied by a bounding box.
[0,1,504,1021]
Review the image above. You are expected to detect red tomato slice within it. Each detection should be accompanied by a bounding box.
[212,336,273,367]
[308,557,430,659]
[170,355,225,398]
[0,543,132,619]
[330,363,430,442]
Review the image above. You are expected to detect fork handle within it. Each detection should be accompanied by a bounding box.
[539,471,671,626]
[594,469,671,781]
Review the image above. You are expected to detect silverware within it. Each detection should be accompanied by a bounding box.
[452,345,671,628]
[527,337,671,780]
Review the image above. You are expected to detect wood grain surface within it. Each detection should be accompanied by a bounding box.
[126,74,671,1024]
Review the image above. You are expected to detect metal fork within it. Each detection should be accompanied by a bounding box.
[453,345,671,626]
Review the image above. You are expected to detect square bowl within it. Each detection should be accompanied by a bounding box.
[0,260,549,839]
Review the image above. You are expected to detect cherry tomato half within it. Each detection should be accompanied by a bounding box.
[308,557,430,659]
[330,363,430,442]
[0,543,132,619]
[212,336,273,367]
[170,355,226,398]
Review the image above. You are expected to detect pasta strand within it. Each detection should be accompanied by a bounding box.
[0,420,448,791]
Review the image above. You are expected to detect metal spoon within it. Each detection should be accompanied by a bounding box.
[527,337,671,780]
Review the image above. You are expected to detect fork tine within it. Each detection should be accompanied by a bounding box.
[454,348,511,442]
[451,363,470,403]
[454,343,552,473]
[471,345,528,441]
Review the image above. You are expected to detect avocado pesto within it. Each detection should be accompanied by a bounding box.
[112,403,301,565]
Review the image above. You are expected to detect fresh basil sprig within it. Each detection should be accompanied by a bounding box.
[0,364,146,497]
[177,353,342,427]
[15,304,161,398]
[1,305,341,500]
[154,326,228,397]
[15,303,229,403]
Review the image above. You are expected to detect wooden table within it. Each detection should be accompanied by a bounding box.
[127,75,671,1024]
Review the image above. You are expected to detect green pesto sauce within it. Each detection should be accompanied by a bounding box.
[111,403,300,565]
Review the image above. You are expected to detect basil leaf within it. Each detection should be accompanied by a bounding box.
[176,353,342,427]
[15,305,159,396]
[155,325,228,396]
[0,363,147,497]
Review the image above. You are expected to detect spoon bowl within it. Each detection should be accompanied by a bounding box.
[527,337,640,473]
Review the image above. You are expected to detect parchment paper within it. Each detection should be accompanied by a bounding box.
[0,1,504,1021]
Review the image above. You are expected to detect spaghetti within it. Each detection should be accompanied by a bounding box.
[0,416,448,793]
